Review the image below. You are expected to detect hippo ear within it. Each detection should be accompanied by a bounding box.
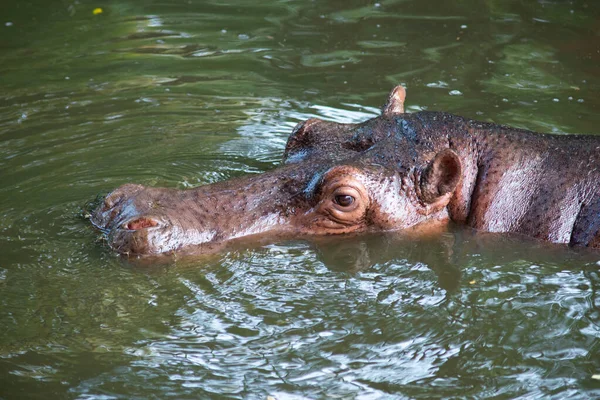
[382,85,406,115]
[419,149,462,203]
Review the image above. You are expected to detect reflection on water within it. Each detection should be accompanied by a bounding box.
[1,0,599,398]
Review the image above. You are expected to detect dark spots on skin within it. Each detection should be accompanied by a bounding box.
[343,139,374,152]
[399,118,417,142]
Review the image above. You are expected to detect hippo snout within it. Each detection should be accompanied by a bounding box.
[93,180,256,255]
[90,185,171,255]
[91,184,149,231]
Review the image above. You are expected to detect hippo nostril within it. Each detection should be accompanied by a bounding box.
[125,217,159,230]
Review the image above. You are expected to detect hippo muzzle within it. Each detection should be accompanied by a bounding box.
[91,172,301,255]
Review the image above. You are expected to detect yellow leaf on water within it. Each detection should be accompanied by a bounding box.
[93,8,103,15]
[592,374,600,380]
[469,280,476,285]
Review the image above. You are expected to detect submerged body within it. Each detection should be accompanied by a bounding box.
[91,86,600,256]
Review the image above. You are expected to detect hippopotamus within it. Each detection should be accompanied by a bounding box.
[90,86,600,256]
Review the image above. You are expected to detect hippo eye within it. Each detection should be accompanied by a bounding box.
[334,194,355,207]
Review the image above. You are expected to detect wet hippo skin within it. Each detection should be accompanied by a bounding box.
[90,86,600,256]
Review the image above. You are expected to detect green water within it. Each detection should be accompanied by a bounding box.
[1,0,599,398]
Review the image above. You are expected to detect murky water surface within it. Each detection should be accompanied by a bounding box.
[1,0,599,398]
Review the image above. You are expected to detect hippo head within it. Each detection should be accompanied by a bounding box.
[90,86,463,256]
